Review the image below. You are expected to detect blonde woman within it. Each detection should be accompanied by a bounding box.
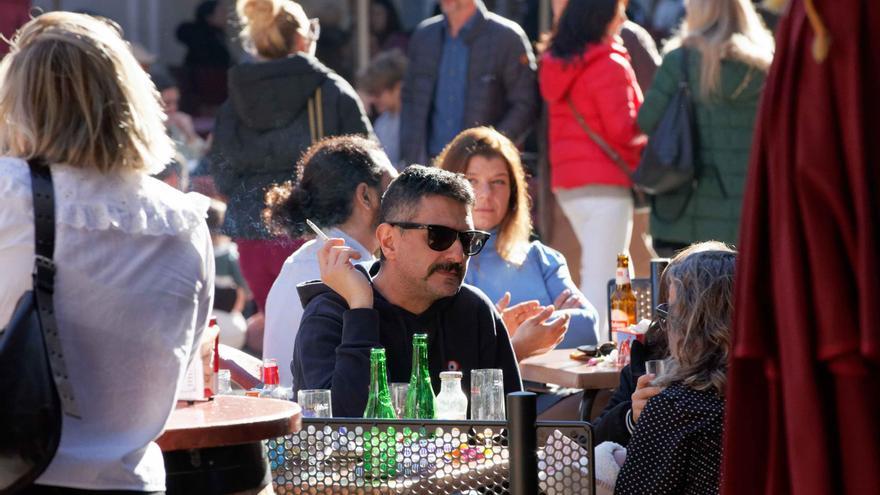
[0,13,213,493]
[638,0,774,254]
[437,127,600,359]
[210,0,372,319]
[614,242,736,494]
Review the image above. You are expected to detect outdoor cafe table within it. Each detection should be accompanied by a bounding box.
[158,395,301,494]
[519,349,624,421]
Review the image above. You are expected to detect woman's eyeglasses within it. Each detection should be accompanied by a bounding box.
[304,17,320,42]
[387,222,491,257]
[653,303,669,331]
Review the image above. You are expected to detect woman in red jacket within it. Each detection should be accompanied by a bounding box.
[540,0,646,337]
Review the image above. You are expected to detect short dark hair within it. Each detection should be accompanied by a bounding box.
[206,199,227,234]
[379,165,474,224]
[358,49,407,96]
[263,135,389,237]
[150,67,179,93]
[549,0,621,61]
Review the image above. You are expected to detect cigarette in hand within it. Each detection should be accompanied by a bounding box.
[306,219,329,241]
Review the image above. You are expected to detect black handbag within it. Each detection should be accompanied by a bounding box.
[632,48,698,198]
[0,159,79,493]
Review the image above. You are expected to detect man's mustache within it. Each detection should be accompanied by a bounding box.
[427,262,465,279]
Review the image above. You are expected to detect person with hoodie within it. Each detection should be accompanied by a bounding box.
[210,0,373,318]
[539,0,646,334]
[262,136,397,388]
[292,166,522,418]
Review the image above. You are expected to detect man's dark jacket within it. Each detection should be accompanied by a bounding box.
[291,264,523,418]
[210,54,372,239]
[399,1,538,166]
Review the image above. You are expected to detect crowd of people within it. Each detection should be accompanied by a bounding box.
[0,0,780,493]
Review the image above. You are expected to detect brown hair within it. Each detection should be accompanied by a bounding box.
[655,241,737,396]
[236,0,308,59]
[0,12,174,174]
[435,127,531,266]
[357,49,407,96]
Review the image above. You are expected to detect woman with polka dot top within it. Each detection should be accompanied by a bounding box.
[614,241,736,495]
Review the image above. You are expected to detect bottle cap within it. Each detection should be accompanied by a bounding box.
[440,371,462,380]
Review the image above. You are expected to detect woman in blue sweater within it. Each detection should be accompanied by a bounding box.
[436,127,600,354]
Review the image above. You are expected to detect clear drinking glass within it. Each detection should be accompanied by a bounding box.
[645,359,667,385]
[390,382,408,419]
[217,369,232,395]
[470,369,506,420]
[297,389,333,418]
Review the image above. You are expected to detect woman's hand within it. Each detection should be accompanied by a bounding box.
[510,306,569,361]
[495,292,542,338]
[553,288,587,310]
[631,373,663,423]
[317,238,373,309]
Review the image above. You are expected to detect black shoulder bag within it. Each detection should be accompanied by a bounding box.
[632,48,699,222]
[0,159,79,493]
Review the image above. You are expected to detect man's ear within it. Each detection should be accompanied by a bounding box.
[376,223,396,260]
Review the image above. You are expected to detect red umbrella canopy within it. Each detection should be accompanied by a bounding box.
[723,1,880,494]
[0,0,31,56]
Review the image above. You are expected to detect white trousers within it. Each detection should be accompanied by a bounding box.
[556,185,633,341]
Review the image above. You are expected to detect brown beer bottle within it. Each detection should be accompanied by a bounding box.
[610,254,637,335]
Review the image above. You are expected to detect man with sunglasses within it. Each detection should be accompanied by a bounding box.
[292,165,523,417]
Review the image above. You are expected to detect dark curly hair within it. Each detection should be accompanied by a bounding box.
[263,135,389,237]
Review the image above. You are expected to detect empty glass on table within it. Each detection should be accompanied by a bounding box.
[297,389,333,418]
[470,369,505,420]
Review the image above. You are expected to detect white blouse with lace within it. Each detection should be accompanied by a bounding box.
[0,157,214,491]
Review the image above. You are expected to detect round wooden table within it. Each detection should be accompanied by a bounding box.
[159,395,301,494]
[520,349,624,421]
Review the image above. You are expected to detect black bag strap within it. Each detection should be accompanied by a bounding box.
[28,158,80,418]
[679,47,689,87]
[650,186,695,223]
[650,47,697,224]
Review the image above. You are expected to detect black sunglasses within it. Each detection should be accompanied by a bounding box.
[387,222,491,256]
[653,303,669,330]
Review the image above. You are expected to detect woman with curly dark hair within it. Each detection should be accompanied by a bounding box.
[261,135,396,388]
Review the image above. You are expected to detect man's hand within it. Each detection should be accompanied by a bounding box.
[496,292,542,338]
[552,288,587,310]
[510,306,569,361]
[317,238,373,309]
[631,373,663,423]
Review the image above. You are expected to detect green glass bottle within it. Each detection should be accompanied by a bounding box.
[363,348,397,419]
[362,348,396,479]
[404,334,436,419]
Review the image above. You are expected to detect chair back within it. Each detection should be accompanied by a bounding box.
[605,278,653,341]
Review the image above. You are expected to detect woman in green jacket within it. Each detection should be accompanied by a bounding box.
[637,0,774,255]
